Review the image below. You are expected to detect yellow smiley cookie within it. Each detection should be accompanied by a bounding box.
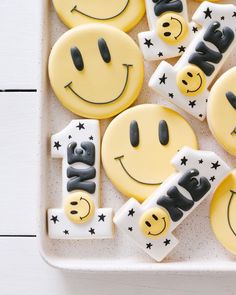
[210,170,236,255]
[139,207,171,239]
[102,104,198,202]
[207,67,236,156]
[48,24,144,119]
[52,0,145,32]
[156,12,189,46]
[64,192,95,224]
[177,65,206,97]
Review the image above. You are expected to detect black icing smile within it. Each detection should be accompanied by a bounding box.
[148,217,167,236]
[187,73,203,94]
[71,0,130,20]
[64,64,132,105]
[76,197,91,221]
[115,155,162,185]
[171,17,183,40]
[227,190,236,237]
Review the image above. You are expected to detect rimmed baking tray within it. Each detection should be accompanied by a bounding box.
[38,0,236,271]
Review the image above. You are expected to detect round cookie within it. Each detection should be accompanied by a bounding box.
[210,170,236,255]
[102,104,198,202]
[48,24,144,119]
[207,67,236,156]
[52,0,145,32]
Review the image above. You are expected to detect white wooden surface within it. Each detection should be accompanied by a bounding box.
[0,0,236,294]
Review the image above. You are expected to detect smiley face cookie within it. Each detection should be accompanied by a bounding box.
[207,67,236,156]
[149,2,236,120]
[210,170,236,255]
[138,0,197,61]
[48,24,144,119]
[52,0,145,32]
[102,104,198,202]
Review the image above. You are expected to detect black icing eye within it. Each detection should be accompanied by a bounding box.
[163,22,170,27]
[145,221,151,227]
[130,120,139,147]
[226,91,236,110]
[70,210,78,215]
[98,38,111,63]
[70,46,84,71]
[70,201,78,205]
[152,214,158,221]
[159,120,169,146]
[187,72,193,77]
[182,80,188,86]
[164,32,171,37]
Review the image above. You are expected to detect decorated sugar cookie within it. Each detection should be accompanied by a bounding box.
[149,2,236,120]
[210,170,236,255]
[102,104,198,202]
[207,67,236,156]
[138,0,197,61]
[114,147,230,262]
[48,24,144,119]
[48,120,113,239]
[52,0,145,32]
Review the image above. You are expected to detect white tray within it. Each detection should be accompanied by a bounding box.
[38,0,236,271]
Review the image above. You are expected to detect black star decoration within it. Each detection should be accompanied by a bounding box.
[77,122,85,130]
[63,230,69,235]
[178,45,186,53]
[53,141,61,150]
[221,16,225,21]
[233,12,236,17]
[89,136,93,140]
[144,38,153,48]
[128,227,133,232]
[128,208,135,217]
[68,135,72,139]
[158,51,163,57]
[89,228,95,235]
[164,239,171,246]
[181,156,188,166]
[192,26,198,34]
[189,100,196,108]
[159,73,167,85]
[169,93,174,99]
[98,214,106,222]
[204,7,212,19]
[211,161,221,170]
[50,215,59,224]
[210,176,215,182]
[199,159,203,164]
[146,243,153,249]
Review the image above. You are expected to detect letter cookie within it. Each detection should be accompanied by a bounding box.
[48,120,113,239]
[139,0,197,61]
[114,147,230,262]
[149,2,236,120]
[207,67,236,156]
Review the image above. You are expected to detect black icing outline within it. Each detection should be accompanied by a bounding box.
[70,0,130,20]
[114,155,162,185]
[64,64,132,105]
[227,190,236,237]
[148,217,167,236]
[186,73,203,94]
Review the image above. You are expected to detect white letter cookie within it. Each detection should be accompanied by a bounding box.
[114,147,230,262]
[48,120,113,239]
[149,2,236,120]
[138,0,197,61]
